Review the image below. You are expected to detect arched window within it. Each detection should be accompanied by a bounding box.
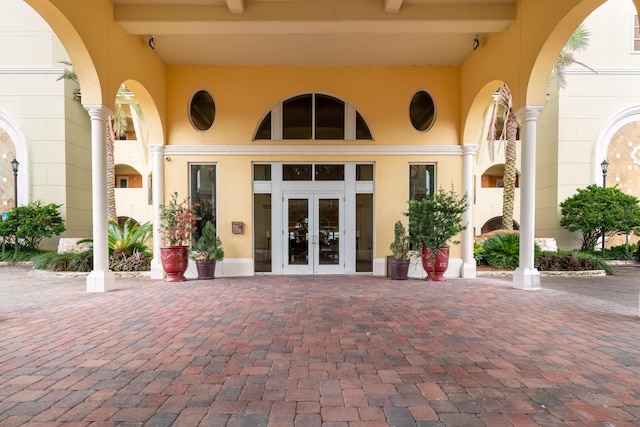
[254,93,372,141]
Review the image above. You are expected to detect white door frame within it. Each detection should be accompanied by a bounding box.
[282,192,345,274]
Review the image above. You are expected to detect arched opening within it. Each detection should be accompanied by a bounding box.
[481,164,520,188]
[481,217,520,235]
[114,164,142,189]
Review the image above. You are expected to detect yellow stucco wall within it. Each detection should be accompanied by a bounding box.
[164,66,464,261]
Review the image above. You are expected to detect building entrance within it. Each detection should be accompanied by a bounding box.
[283,193,344,274]
[253,162,374,275]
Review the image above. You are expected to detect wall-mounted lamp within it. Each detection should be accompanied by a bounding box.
[148,35,155,50]
[472,35,480,51]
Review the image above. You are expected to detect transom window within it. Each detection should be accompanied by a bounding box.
[282,164,345,181]
[254,93,372,141]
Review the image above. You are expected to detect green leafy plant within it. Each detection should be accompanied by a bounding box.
[601,243,636,261]
[405,186,469,251]
[0,247,43,263]
[31,250,93,272]
[482,232,521,270]
[160,192,200,246]
[190,222,224,261]
[108,219,152,257]
[0,201,66,250]
[560,185,640,251]
[535,250,614,275]
[389,220,409,260]
[473,241,486,265]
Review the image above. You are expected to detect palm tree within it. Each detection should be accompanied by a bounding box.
[486,84,517,231]
[550,24,594,90]
[485,25,591,231]
[58,62,142,223]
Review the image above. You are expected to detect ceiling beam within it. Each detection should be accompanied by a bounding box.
[226,0,244,14]
[384,0,403,13]
[115,3,515,35]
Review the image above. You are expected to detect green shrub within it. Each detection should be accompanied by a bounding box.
[601,243,636,261]
[535,250,614,275]
[560,185,640,251]
[31,250,93,272]
[108,219,152,257]
[482,233,521,270]
[0,201,66,250]
[473,241,486,265]
[0,246,43,263]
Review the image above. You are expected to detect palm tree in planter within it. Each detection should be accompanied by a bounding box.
[159,192,200,282]
[389,220,410,280]
[189,221,224,279]
[406,187,469,281]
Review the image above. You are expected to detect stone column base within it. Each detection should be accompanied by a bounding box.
[513,267,541,290]
[461,261,477,278]
[87,270,115,292]
[150,258,165,280]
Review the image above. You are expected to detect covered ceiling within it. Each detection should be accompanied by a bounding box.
[113,0,516,66]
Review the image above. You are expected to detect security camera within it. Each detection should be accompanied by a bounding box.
[164,156,170,161]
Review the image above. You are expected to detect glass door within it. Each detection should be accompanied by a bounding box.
[283,193,344,274]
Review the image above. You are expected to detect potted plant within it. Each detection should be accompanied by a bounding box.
[389,220,410,280]
[159,192,199,282]
[406,186,469,281]
[190,221,224,279]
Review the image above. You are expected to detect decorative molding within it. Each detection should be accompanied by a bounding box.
[163,144,466,156]
[515,106,544,123]
[0,67,65,74]
[83,104,112,121]
[565,68,640,76]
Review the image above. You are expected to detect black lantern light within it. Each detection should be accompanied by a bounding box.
[10,158,19,255]
[600,159,608,253]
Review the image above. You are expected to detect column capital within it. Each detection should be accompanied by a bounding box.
[515,105,544,123]
[83,104,113,121]
[462,144,479,155]
[148,144,165,154]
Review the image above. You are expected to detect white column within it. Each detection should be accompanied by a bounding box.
[149,144,165,279]
[461,144,479,278]
[513,106,544,290]
[85,105,115,292]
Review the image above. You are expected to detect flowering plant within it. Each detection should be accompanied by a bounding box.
[159,192,200,246]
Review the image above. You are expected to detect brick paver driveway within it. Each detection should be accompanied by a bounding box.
[1,264,640,426]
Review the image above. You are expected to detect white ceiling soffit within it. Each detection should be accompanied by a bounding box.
[113,0,516,66]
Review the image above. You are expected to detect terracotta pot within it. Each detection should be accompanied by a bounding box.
[160,246,189,282]
[196,260,216,279]
[389,258,410,280]
[421,246,450,282]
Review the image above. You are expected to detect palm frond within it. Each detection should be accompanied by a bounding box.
[56,60,78,83]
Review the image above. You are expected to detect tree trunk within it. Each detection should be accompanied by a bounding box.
[502,111,517,230]
[106,120,117,223]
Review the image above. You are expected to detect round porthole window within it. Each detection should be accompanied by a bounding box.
[409,90,435,132]
[189,90,215,131]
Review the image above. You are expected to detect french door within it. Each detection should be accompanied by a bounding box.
[283,193,344,274]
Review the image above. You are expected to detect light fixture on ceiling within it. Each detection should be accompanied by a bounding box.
[473,35,480,51]
[148,35,155,50]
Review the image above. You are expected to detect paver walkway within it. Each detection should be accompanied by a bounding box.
[1,265,640,426]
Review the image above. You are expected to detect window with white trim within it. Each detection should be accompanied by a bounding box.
[409,164,436,201]
[254,93,372,141]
